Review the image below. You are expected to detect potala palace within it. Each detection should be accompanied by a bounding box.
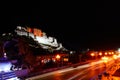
[14,26,67,51]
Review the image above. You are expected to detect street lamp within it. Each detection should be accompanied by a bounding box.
[99,52,102,56]
[56,54,61,60]
[90,53,95,59]
[56,54,61,67]
[90,53,95,57]
[105,52,108,56]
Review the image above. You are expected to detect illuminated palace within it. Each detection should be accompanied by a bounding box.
[15,26,67,51]
[15,26,69,67]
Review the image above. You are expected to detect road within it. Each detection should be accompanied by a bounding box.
[26,58,115,80]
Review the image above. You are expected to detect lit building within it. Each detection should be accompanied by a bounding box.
[15,26,67,51]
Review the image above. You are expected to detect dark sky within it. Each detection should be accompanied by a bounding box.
[1,2,120,51]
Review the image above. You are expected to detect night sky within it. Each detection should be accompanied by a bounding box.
[1,2,120,51]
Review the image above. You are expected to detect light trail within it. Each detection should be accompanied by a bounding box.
[26,63,91,80]
[26,59,112,80]
[66,60,104,80]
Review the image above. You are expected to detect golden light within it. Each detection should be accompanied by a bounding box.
[105,52,107,55]
[101,56,108,60]
[63,58,68,61]
[118,54,120,58]
[113,55,117,59]
[101,56,109,63]
[56,54,61,59]
[108,52,111,55]
[99,52,102,56]
[111,52,114,54]
[104,60,108,63]
[90,53,95,56]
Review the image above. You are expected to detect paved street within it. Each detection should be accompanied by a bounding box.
[26,58,115,80]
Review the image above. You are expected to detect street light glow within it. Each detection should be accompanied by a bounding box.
[90,53,95,57]
[56,54,61,59]
[99,52,102,56]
